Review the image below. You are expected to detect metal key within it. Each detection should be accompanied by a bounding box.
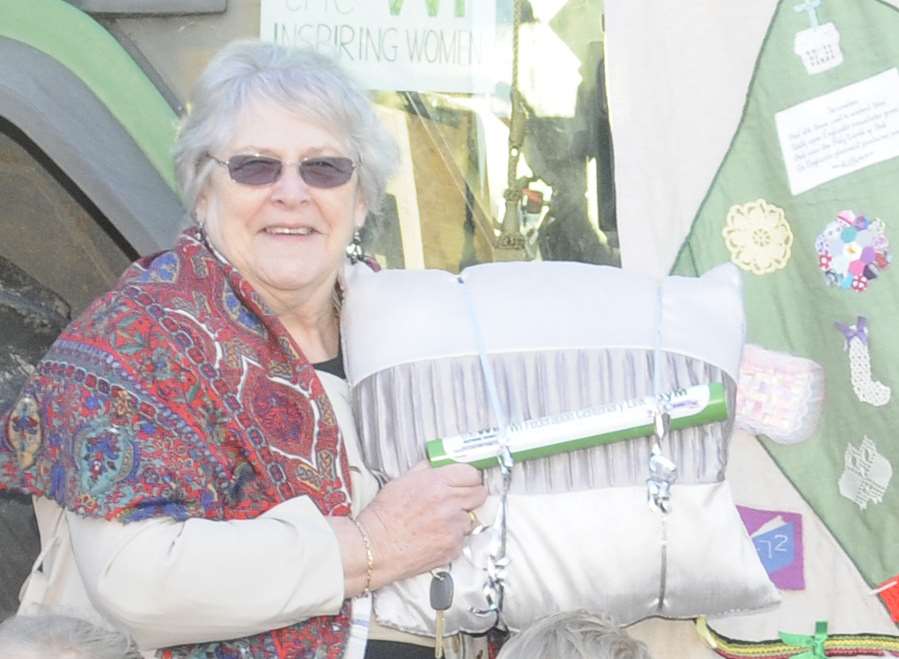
[429,570,454,658]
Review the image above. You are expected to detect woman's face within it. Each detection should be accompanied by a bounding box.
[197,100,367,311]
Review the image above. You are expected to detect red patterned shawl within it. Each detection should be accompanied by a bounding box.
[1,229,354,658]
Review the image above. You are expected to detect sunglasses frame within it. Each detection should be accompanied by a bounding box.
[206,152,359,188]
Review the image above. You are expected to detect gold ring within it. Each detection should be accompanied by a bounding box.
[467,510,482,533]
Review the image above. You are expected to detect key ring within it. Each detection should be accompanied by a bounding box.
[429,564,452,580]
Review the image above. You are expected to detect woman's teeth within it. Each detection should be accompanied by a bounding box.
[266,227,312,235]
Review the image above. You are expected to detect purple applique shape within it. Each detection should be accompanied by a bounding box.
[738,505,805,590]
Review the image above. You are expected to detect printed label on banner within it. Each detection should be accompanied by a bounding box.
[738,506,805,589]
[259,0,497,93]
[775,68,899,195]
[794,23,843,75]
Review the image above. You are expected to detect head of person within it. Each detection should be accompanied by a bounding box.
[0,614,138,659]
[174,40,398,311]
[496,610,653,659]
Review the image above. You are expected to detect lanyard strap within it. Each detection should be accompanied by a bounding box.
[342,594,372,659]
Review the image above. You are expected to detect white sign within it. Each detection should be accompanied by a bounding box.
[260,0,496,93]
[775,68,899,195]
[793,23,843,75]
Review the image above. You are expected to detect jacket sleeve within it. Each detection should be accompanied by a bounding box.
[67,496,345,650]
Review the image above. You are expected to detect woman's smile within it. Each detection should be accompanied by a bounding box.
[263,225,314,236]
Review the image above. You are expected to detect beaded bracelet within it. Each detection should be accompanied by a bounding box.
[350,517,374,597]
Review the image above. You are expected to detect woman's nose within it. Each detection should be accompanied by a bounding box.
[271,163,312,205]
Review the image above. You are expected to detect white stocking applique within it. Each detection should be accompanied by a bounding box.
[834,316,891,406]
[838,436,893,510]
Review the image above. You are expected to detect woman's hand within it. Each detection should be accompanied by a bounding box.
[337,461,487,594]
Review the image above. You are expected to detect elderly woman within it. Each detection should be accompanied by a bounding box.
[0,41,487,658]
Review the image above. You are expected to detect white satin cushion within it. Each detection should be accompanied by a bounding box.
[343,261,745,385]
[340,261,780,635]
[375,483,776,635]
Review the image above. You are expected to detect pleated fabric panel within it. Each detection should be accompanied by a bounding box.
[353,348,736,494]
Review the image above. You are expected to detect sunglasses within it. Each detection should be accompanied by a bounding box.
[207,153,358,188]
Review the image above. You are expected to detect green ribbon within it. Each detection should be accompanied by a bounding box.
[779,621,828,658]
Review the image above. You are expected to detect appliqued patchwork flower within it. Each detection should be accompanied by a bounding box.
[722,199,793,275]
[815,210,891,291]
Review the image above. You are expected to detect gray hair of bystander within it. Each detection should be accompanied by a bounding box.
[0,613,140,659]
[496,610,654,659]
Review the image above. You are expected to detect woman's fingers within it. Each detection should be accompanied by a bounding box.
[358,462,490,584]
[436,462,484,487]
[434,464,488,511]
[407,460,482,486]
[460,484,489,514]
[401,462,486,507]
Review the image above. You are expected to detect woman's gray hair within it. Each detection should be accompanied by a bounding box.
[173,40,399,217]
[0,614,140,659]
[497,610,654,659]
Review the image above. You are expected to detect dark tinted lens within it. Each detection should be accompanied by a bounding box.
[228,155,282,185]
[299,157,355,188]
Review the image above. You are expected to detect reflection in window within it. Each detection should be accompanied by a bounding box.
[363,0,618,271]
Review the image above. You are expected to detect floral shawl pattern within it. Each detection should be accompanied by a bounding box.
[0,229,354,658]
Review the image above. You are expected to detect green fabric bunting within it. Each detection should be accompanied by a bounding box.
[672,0,899,612]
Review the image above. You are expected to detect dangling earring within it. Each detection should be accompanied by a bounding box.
[192,201,206,232]
[346,229,365,264]
[191,211,207,241]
